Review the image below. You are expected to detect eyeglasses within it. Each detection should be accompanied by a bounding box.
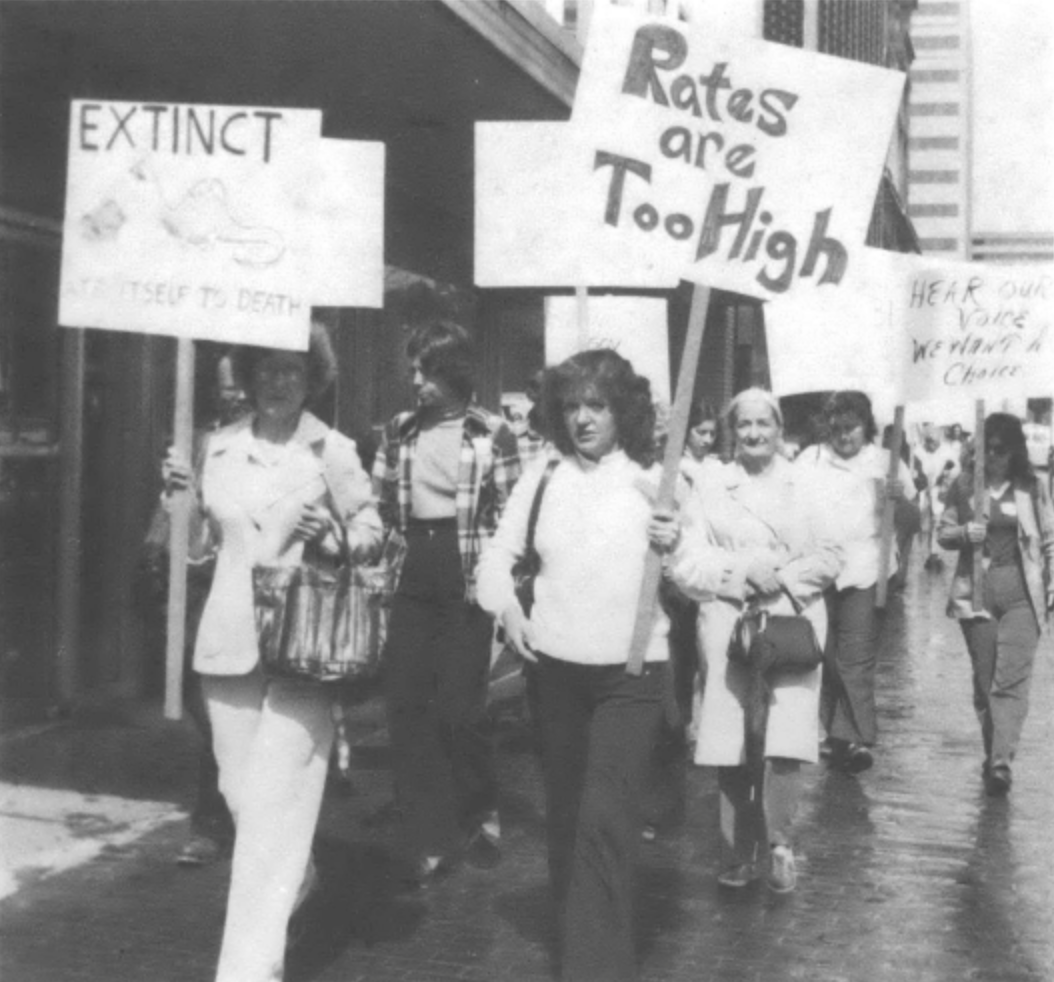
[828,420,864,437]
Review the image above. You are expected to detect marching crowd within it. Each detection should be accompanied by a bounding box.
[156,319,1054,982]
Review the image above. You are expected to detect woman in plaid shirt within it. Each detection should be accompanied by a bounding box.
[372,320,521,885]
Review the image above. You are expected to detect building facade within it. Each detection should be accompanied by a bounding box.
[0,0,920,712]
[906,0,971,258]
[0,0,579,714]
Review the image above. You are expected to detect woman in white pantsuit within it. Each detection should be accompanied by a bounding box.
[164,323,381,982]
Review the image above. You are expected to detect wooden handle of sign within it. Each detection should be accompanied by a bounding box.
[972,399,986,614]
[164,338,196,720]
[575,286,590,350]
[875,406,905,609]
[626,284,711,676]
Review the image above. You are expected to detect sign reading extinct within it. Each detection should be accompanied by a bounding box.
[570,5,905,300]
[60,100,323,349]
[900,260,1054,403]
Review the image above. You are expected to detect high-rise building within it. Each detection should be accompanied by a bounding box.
[907,0,971,258]
[908,0,1052,263]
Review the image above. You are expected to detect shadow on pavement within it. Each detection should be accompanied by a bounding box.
[285,836,427,982]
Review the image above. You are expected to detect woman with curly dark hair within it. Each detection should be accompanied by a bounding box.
[938,413,1054,796]
[477,349,679,982]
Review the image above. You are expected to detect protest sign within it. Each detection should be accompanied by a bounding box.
[60,100,323,349]
[475,122,676,288]
[765,245,903,400]
[545,295,670,404]
[569,4,905,301]
[301,138,385,308]
[899,259,1053,403]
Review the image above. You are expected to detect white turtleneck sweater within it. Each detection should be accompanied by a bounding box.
[476,450,669,665]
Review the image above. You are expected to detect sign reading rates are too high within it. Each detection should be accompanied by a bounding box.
[570,5,906,300]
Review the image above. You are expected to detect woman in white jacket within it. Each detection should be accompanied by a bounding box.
[668,388,843,894]
[163,323,382,982]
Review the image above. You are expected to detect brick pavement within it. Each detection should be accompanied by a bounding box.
[1,559,1052,982]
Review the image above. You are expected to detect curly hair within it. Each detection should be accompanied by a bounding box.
[406,320,475,404]
[823,390,878,443]
[541,349,656,467]
[232,320,338,405]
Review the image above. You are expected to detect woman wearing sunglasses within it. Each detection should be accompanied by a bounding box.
[938,413,1054,796]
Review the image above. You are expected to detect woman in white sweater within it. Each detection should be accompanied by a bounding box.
[477,349,678,982]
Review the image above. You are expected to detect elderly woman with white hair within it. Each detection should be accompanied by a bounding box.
[666,388,843,894]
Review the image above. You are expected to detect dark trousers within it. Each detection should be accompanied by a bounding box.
[960,564,1040,770]
[821,584,880,746]
[384,524,496,857]
[535,654,664,982]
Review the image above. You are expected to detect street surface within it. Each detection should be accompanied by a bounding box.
[1,552,1052,982]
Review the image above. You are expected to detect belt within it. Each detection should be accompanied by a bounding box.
[406,517,458,537]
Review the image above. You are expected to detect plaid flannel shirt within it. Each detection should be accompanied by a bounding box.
[372,404,521,603]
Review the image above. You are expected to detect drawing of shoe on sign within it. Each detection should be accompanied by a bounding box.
[128,157,287,268]
[80,198,127,242]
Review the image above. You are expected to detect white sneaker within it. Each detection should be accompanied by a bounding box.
[767,846,797,894]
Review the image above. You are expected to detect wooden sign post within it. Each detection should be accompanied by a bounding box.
[58,99,385,719]
[575,286,590,349]
[972,399,986,614]
[875,405,905,609]
[164,338,196,720]
[626,284,710,676]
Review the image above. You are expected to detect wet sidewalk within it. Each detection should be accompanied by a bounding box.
[2,555,1052,982]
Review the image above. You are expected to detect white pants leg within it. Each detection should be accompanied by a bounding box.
[203,669,335,982]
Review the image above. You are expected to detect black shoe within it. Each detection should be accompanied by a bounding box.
[464,829,502,869]
[985,765,1011,796]
[842,744,874,775]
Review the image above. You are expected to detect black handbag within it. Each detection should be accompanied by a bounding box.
[511,459,559,616]
[728,585,823,678]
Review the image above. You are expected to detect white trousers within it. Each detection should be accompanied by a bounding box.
[203,668,335,982]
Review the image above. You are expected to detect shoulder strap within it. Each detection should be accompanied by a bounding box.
[313,429,353,565]
[779,583,804,614]
[526,459,560,555]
